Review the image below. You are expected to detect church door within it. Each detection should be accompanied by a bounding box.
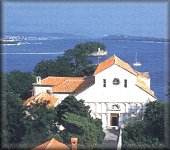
[110,113,119,126]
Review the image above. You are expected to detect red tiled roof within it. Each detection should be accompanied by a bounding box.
[74,76,95,94]
[32,138,70,150]
[23,93,58,108]
[41,77,84,86]
[38,76,94,93]
[93,56,115,75]
[52,79,84,93]
[94,55,138,76]
[115,55,138,76]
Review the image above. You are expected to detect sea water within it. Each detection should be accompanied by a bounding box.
[1,33,169,101]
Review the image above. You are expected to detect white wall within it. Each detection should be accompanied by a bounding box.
[34,85,52,96]
[83,101,146,127]
[76,65,155,103]
[75,64,156,127]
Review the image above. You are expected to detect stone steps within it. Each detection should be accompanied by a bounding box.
[99,128,119,149]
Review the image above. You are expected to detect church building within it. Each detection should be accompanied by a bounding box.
[25,55,157,128]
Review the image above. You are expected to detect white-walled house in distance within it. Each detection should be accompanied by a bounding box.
[26,55,157,128]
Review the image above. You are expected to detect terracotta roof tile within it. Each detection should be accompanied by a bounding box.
[93,56,115,75]
[136,78,156,98]
[38,76,94,93]
[32,138,70,150]
[93,55,139,76]
[74,76,95,94]
[32,140,49,150]
[114,55,138,76]
[52,80,84,93]
[41,76,84,86]
[23,93,58,108]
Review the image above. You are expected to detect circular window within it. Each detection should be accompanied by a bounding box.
[113,78,120,85]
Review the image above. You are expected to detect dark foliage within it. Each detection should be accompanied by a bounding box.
[56,96,105,146]
[34,41,106,78]
[1,90,25,149]
[122,101,169,149]
[6,70,35,99]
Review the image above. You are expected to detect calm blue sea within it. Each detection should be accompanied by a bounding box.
[1,33,169,101]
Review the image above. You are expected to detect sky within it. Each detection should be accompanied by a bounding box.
[2,1,168,38]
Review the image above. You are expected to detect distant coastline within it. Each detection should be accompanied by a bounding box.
[101,34,170,43]
[2,32,170,42]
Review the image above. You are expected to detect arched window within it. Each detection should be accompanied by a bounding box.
[112,104,120,110]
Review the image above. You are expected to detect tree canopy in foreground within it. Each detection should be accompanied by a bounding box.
[122,101,170,149]
[55,96,105,147]
[2,95,105,149]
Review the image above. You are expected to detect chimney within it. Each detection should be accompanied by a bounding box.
[71,137,78,150]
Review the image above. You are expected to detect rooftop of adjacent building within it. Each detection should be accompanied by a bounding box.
[23,92,58,108]
[32,137,78,150]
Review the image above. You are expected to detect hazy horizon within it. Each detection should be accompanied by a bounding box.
[3,1,168,39]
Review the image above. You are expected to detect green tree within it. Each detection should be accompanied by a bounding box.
[144,101,164,142]
[122,101,166,149]
[6,70,35,99]
[33,57,74,78]
[1,84,61,149]
[33,60,55,79]
[1,89,25,149]
[64,41,105,76]
[34,41,106,78]
[56,96,105,147]
[62,112,99,147]
[74,42,105,53]
[20,102,62,149]
[165,83,170,148]
[56,96,91,121]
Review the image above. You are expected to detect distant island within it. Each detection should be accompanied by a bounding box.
[3,32,88,40]
[101,34,170,42]
[2,32,169,43]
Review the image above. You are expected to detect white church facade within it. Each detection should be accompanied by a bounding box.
[27,55,157,128]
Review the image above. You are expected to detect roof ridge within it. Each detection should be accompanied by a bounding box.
[103,55,115,63]
[114,55,119,64]
[93,55,115,75]
[115,56,139,76]
[44,138,55,150]
[46,76,83,78]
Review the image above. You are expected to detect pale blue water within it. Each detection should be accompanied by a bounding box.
[1,33,169,101]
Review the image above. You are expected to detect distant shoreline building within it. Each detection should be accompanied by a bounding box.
[25,55,157,128]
